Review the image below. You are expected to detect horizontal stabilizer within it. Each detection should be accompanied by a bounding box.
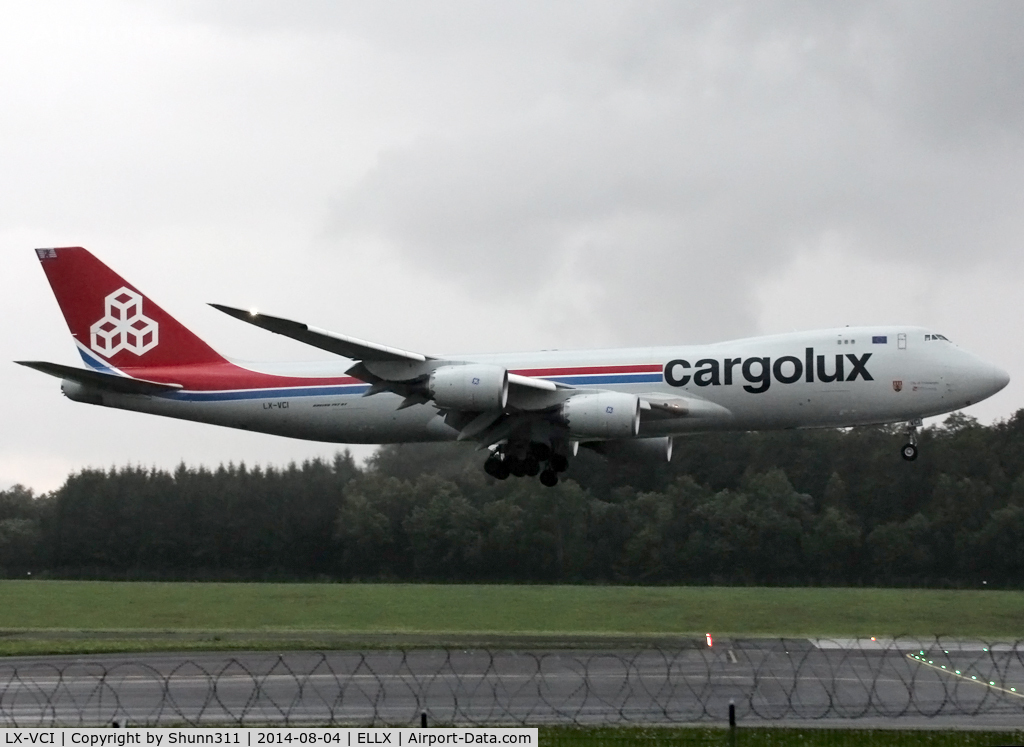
[210,304,429,363]
[15,361,183,396]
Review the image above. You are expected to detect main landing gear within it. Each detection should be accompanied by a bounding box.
[484,442,569,487]
[901,419,922,462]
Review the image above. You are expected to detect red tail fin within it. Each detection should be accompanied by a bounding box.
[35,247,226,370]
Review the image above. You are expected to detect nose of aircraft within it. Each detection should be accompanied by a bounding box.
[948,351,1010,406]
[992,364,1011,394]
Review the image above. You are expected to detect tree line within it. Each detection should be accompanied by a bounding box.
[3,409,1024,586]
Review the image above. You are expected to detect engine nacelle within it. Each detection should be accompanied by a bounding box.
[559,391,640,438]
[428,364,509,410]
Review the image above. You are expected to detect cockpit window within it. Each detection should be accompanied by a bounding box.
[925,334,951,342]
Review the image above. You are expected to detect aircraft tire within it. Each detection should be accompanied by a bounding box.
[549,454,569,473]
[508,457,527,477]
[530,442,552,461]
[540,469,558,487]
[524,455,541,477]
[484,455,511,480]
[901,443,918,461]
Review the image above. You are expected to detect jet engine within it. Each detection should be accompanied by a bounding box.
[428,364,509,410]
[559,391,640,438]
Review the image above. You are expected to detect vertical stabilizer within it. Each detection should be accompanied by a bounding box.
[35,247,226,371]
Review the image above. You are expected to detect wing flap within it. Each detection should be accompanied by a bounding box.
[507,372,560,392]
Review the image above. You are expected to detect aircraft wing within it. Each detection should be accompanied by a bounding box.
[209,304,430,363]
[15,361,183,395]
[211,304,564,396]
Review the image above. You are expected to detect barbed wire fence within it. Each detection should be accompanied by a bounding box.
[1,638,1023,727]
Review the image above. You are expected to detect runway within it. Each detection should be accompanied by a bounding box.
[1,639,1022,729]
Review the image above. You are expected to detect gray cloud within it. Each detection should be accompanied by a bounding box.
[318,2,1024,345]
[2,1,1022,490]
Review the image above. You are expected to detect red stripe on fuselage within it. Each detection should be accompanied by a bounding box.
[119,361,362,391]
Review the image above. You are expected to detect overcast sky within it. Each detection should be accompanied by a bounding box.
[3,1,1023,492]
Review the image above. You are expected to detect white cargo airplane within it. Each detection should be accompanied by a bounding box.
[18,247,1010,486]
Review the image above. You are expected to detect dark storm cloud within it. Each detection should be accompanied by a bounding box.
[314,1,1024,343]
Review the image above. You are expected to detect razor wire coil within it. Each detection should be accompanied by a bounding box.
[1,638,1022,727]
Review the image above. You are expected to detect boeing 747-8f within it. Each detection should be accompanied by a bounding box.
[18,247,1010,486]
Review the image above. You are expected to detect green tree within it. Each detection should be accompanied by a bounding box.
[403,475,482,579]
[0,518,41,570]
[805,507,861,582]
[866,513,935,582]
[963,505,1024,583]
[618,492,674,581]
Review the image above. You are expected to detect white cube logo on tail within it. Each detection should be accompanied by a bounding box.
[89,287,159,357]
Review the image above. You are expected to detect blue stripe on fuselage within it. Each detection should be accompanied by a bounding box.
[546,373,664,385]
[168,384,371,402]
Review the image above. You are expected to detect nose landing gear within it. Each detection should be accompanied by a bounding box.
[901,419,922,461]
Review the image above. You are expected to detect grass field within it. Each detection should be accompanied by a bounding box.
[0,581,1021,655]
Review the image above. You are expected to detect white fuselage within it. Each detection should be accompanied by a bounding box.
[67,326,1008,444]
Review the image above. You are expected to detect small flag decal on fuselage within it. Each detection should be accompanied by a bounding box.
[872,336,887,344]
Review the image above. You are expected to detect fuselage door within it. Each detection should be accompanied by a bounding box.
[897,333,907,350]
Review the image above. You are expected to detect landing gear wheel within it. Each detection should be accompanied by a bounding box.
[901,418,921,462]
[484,456,510,480]
[549,454,569,473]
[529,442,552,461]
[523,455,541,477]
[540,469,558,487]
[507,457,527,477]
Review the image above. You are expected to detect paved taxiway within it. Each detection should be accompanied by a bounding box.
[1,639,1022,729]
